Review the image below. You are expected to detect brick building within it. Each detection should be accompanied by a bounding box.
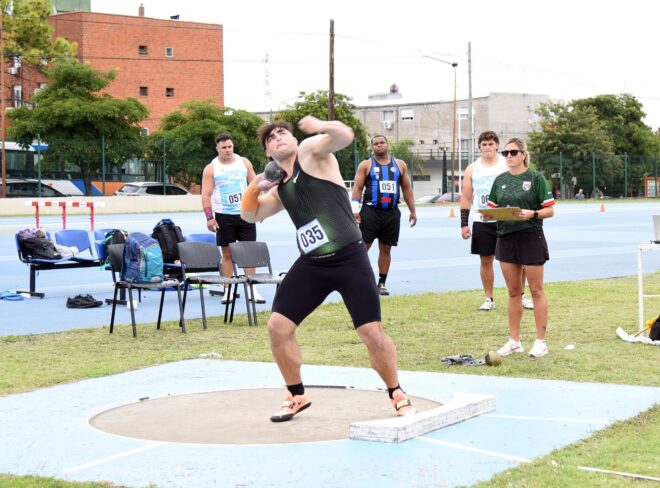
[46,6,224,132]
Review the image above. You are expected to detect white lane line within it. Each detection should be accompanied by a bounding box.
[417,437,531,463]
[62,442,164,474]
[578,466,660,482]
[484,414,610,424]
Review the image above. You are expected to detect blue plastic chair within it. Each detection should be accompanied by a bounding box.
[54,229,99,262]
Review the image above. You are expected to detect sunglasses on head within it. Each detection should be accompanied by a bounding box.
[502,150,522,157]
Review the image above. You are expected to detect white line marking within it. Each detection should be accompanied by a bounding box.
[485,414,610,424]
[578,466,660,482]
[417,437,531,463]
[62,442,164,474]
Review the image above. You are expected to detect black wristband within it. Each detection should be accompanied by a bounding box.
[533,211,539,219]
[460,208,470,227]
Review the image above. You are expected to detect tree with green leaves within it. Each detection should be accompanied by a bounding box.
[8,59,148,195]
[276,90,368,179]
[2,0,76,68]
[147,99,265,187]
[528,101,622,197]
[572,94,660,196]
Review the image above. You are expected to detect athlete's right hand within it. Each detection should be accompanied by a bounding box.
[254,173,280,192]
[206,219,218,232]
[353,212,361,224]
[461,226,471,239]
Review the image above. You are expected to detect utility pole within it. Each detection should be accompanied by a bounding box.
[328,19,335,121]
[1,11,6,199]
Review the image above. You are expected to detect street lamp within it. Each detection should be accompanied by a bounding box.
[423,55,457,200]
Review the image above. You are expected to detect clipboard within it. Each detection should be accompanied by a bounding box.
[478,207,522,221]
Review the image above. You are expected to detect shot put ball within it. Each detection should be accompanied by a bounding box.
[485,351,502,367]
[264,160,285,182]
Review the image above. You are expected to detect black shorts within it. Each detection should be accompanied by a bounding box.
[214,213,257,247]
[471,221,497,256]
[359,205,401,246]
[495,229,549,265]
[272,241,381,328]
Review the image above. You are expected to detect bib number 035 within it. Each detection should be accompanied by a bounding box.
[297,219,329,254]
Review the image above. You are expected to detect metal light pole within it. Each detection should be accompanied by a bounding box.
[423,55,458,201]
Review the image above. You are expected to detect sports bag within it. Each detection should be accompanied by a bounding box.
[151,218,185,263]
[103,229,128,248]
[19,231,62,260]
[651,316,660,341]
[121,232,164,283]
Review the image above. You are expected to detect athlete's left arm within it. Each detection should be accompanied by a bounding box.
[398,159,417,227]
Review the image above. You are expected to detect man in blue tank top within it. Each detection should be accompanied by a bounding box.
[240,116,416,422]
[351,135,417,296]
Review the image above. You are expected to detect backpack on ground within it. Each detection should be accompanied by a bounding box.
[151,218,185,263]
[121,232,164,284]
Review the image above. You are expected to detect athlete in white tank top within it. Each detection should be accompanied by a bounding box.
[470,155,507,220]
[211,154,248,215]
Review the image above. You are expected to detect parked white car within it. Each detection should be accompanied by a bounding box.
[114,182,190,196]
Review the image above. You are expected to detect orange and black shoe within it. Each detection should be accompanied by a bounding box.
[391,389,416,416]
[270,392,312,422]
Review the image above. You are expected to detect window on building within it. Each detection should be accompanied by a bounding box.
[419,140,425,145]
[433,139,439,145]
[34,83,47,96]
[381,110,394,123]
[12,85,22,107]
[140,127,149,136]
[166,87,175,97]
[165,47,174,57]
[400,108,414,120]
[139,86,148,97]
[138,45,148,55]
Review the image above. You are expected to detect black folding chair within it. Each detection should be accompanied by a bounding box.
[229,241,286,326]
[177,241,252,327]
[107,244,186,337]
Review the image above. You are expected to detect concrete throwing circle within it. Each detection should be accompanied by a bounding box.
[90,386,442,444]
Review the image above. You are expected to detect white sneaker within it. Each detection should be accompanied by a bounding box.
[221,288,235,304]
[521,294,534,310]
[529,339,548,357]
[479,298,495,311]
[247,286,266,304]
[497,338,524,356]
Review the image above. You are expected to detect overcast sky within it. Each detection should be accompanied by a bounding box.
[91,0,660,130]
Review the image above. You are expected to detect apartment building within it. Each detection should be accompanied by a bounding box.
[45,5,224,133]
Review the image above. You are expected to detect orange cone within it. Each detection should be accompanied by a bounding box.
[449,207,456,218]
[599,203,605,212]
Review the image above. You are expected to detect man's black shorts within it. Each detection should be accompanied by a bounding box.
[359,205,401,246]
[471,221,497,256]
[495,229,549,265]
[214,213,257,247]
[272,241,381,327]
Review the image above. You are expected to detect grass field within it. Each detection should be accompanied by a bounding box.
[1,274,659,487]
